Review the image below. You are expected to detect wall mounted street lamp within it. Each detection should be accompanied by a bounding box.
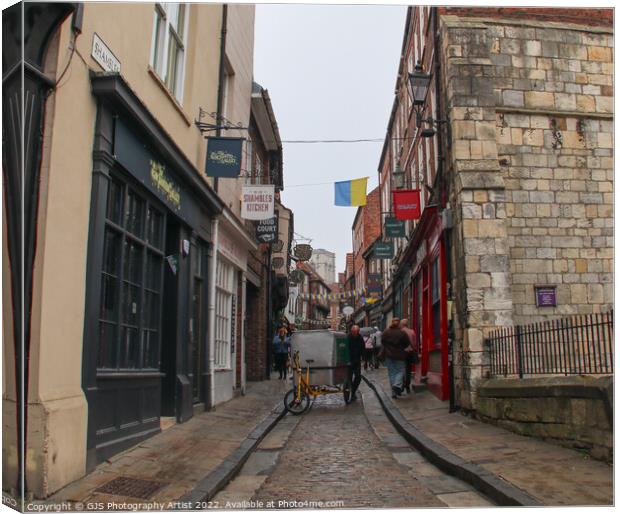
[392,163,406,189]
[407,61,446,138]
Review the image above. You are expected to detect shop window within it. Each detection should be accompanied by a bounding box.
[97,177,165,371]
[431,257,441,346]
[150,3,189,102]
[215,259,235,369]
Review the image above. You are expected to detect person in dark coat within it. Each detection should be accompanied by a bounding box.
[381,317,410,398]
[347,325,365,401]
[272,326,291,380]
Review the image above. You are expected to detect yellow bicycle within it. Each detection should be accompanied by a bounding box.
[284,350,352,414]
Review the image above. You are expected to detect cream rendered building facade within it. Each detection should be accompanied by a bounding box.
[209,4,257,405]
[0,2,261,498]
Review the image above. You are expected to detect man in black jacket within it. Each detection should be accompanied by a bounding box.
[347,325,365,401]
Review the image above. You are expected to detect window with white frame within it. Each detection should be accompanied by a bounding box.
[215,259,235,369]
[150,3,189,102]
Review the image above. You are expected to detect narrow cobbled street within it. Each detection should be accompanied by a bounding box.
[212,382,493,509]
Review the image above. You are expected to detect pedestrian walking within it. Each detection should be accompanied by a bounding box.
[371,326,382,369]
[362,330,375,370]
[347,325,365,401]
[400,319,417,394]
[272,326,291,380]
[381,318,410,399]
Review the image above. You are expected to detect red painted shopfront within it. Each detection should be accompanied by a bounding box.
[408,207,450,401]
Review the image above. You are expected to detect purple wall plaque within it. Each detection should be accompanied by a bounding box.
[535,286,557,307]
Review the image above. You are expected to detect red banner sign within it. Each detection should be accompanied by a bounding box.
[392,190,421,220]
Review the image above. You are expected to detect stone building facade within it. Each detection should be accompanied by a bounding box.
[441,9,613,409]
[309,248,337,284]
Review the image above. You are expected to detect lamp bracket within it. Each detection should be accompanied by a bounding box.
[195,107,248,135]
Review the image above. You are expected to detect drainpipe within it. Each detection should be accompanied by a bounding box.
[432,7,458,413]
[240,273,247,393]
[207,218,219,409]
[214,3,228,193]
[266,244,272,378]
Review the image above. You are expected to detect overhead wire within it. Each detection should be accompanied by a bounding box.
[280,135,417,144]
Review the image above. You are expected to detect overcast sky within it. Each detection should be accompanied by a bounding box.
[254,4,407,275]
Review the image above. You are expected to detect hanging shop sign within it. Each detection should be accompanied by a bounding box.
[289,269,306,284]
[367,273,383,294]
[241,184,275,220]
[273,239,284,253]
[373,242,394,259]
[272,257,285,270]
[384,217,406,237]
[205,137,244,178]
[535,286,557,307]
[342,306,354,316]
[255,216,278,243]
[294,244,313,261]
[393,189,421,220]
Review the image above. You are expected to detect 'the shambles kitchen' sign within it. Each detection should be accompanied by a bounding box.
[206,137,244,178]
[242,185,275,220]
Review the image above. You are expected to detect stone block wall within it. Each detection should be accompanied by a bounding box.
[490,21,614,323]
[440,13,613,409]
[441,17,514,411]
[476,376,613,462]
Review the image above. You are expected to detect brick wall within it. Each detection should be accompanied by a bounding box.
[439,7,613,28]
[245,243,270,381]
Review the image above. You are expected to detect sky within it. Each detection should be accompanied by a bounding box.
[253,4,407,275]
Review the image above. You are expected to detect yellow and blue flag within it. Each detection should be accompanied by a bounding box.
[334,177,368,206]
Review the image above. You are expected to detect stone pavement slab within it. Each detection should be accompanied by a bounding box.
[366,368,613,506]
[50,378,289,508]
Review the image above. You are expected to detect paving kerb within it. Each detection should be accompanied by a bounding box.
[178,405,286,506]
[362,375,543,507]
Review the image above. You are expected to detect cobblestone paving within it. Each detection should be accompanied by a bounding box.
[248,389,446,509]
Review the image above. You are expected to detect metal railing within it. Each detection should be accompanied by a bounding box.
[487,310,614,378]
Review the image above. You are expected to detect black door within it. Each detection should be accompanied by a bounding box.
[93,176,166,461]
[189,240,207,404]
[160,219,180,416]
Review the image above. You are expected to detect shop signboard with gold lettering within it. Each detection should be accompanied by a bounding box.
[205,137,244,178]
[113,119,207,236]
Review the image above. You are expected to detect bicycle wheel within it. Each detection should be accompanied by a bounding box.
[342,376,352,404]
[284,388,310,415]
